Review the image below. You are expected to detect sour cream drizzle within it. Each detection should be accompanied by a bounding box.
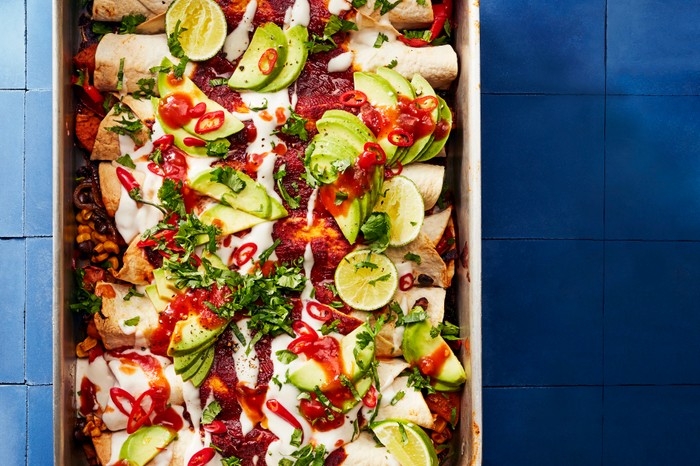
[223,0,258,62]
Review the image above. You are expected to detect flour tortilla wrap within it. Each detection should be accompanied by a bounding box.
[91,104,151,161]
[93,429,189,466]
[372,376,435,428]
[386,233,449,288]
[113,236,155,285]
[421,206,452,246]
[93,282,159,350]
[99,161,146,216]
[341,432,396,465]
[93,0,172,22]
[401,163,445,210]
[94,34,192,94]
[359,0,434,29]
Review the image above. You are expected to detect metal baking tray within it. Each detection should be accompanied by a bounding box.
[52,0,482,463]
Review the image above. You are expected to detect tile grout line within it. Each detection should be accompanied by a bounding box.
[602,1,609,463]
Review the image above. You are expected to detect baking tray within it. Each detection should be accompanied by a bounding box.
[52,0,482,463]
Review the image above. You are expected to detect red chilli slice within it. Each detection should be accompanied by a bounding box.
[293,320,318,339]
[306,302,332,321]
[187,102,207,118]
[266,399,304,436]
[258,48,278,75]
[188,447,216,466]
[399,273,414,291]
[362,385,378,408]
[109,387,135,417]
[202,420,227,434]
[340,90,368,107]
[414,95,439,112]
[388,129,414,147]
[183,136,207,147]
[195,111,225,134]
[233,242,257,267]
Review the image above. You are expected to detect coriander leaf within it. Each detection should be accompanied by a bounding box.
[368,273,391,286]
[324,15,358,37]
[259,239,281,264]
[354,260,378,271]
[320,319,340,335]
[377,0,401,15]
[116,154,136,169]
[386,59,398,69]
[119,14,146,34]
[390,390,405,405]
[403,252,422,265]
[279,109,309,141]
[123,316,140,326]
[275,164,301,209]
[334,191,348,205]
[406,367,436,394]
[167,20,187,58]
[276,349,298,364]
[351,0,368,7]
[173,57,190,79]
[202,400,222,424]
[210,78,228,87]
[361,212,391,253]
[123,287,144,301]
[69,268,103,315]
[290,428,303,447]
[221,456,243,466]
[306,33,337,54]
[133,78,157,100]
[158,179,186,216]
[373,32,388,48]
[107,111,145,144]
[91,22,113,37]
[116,57,125,91]
[206,140,231,157]
[249,99,268,111]
[211,167,246,193]
[403,308,428,323]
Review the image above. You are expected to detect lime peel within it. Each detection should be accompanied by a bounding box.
[371,419,438,466]
[334,250,398,311]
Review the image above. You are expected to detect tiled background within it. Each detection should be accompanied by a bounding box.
[1,0,699,464]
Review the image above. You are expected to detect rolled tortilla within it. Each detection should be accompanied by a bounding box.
[93,429,189,466]
[94,34,192,94]
[359,0,434,30]
[113,237,155,285]
[342,432,396,465]
[386,233,449,288]
[401,163,445,210]
[91,104,151,161]
[93,0,172,22]
[372,376,435,428]
[421,206,452,247]
[93,281,159,350]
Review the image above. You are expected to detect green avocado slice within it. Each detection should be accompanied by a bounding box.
[228,22,288,90]
[190,345,216,387]
[340,323,375,382]
[257,25,309,92]
[190,168,275,219]
[353,72,398,163]
[199,204,270,236]
[156,59,244,141]
[145,284,171,313]
[119,426,176,466]
[415,96,452,163]
[167,315,227,357]
[396,74,439,166]
[376,67,415,99]
[174,346,208,377]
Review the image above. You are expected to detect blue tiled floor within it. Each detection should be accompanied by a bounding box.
[2,0,699,464]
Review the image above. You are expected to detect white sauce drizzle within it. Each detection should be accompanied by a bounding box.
[76,355,116,415]
[284,0,311,29]
[327,0,351,15]
[233,319,260,388]
[327,51,354,73]
[223,0,258,62]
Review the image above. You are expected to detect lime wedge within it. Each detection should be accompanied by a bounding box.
[373,176,424,247]
[334,250,398,311]
[166,0,227,61]
[371,420,438,466]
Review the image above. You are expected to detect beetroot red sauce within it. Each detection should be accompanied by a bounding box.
[79,377,97,416]
[325,447,348,466]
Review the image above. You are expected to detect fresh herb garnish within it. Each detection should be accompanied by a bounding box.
[69,268,102,315]
[202,400,222,424]
[406,367,436,394]
[221,456,243,466]
[368,273,391,286]
[373,32,388,48]
[360,212,391,253]
[107,109,145,144]
[324,15,358,36]
[249,99,268,111]
[290,428,303,447]
[123,287,144,301]
[275,164,301,209]
[118,14,146,34]
[390,390,405,405]
[320,319,340,335]
[276,349,298,364]
[205,140,231,157]
[278,109,309,141]
[386,59,398,69]
[133,78,157,99]
[158,179,186,216]
[259,239,281,264]
[403,252,422,265]
[116,154,136,169]
[334,191,348,205]
[211,166,247,193]
[209,78,228,87]
[123,316,140,326]
[116,58,125,91]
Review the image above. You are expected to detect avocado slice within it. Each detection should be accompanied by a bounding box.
[153,268,181,301]
[190,168,274,219]
[288,359,331,392]
[396,74,439,166]
[258,25,309,92]
[145,284,171,313]
[353,72,398,163]
[415,96,452,163]
[401,313,467,387]
[199,204,270,236]
[432,380,462,392]
[376,67,415,99]
[167,315,227,357]
[174,345,208,377]
[202,250,227,270]
[228,23,288,90]
[190,345,216,387]
[340,323,375,382]
[334,198,363,244]
[317,111,377,148]
[307,136,357,184]
[119,426,176,466]
[156,59,244,141]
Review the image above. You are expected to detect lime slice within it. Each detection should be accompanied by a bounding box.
[373,175,424,246]
[166,0,227,61]
[334,250,398,311]
[371,420,438,466]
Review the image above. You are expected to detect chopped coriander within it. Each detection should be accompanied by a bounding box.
[231,323,247,346]
[305,33,337,54]
[202,400,222,424]
[211,166,247,193]
[167,20,187,58]
[368,273,391,286]
[386,59,398,69]
[205,140,231,157]
[325,282,339,296]
[390,390,405,405]
[116,154,136,169]
[276,349,298,364]
[351,0,368,7]
[275,164,301,209]
[133,78,157,100]
[290,428,303,447]
[158,179,186,216]
[118,14,146,34]
[403,252,422,265]
[278,109,309,141]
[123,316,140,326]
[249,99,268,111]
[69,268,102,315]
[403,308,428,324]
[320,319,341,335]
[376,0,401,15]
[172,57,190,79]
[361,212,391,253]
[107,112,145,144]
[116,57,125,91]
[406,367,436,394]
[324,15,358,36]
[123,287,144,301]
[272,374,283,389]
[334,191,348,205]
[149,148,163,165]
[209,78,228,87]
[374,32,389,48]
[450,406,458,426]
[259,239,281,264]
[398,423,408,443]
[91,22,113,37]
[339,374,361,400]
[354,260,378,271]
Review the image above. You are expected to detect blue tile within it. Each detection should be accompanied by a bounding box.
[482,95,604,239]
[25,90,53,236]
[28,385,53,466]
[27,0,53,89]
[0,385,27,465]
[481,0,605,94]
[483,240,603,386]
[484,387,602,466]
[605,241,700,385]
[26,238,52,385]
[604,386,700,465]
[0,239,26,383]
[0,0,25,88]
[608,0,700,95]
[0,91,25,237]
[606,96,700,240]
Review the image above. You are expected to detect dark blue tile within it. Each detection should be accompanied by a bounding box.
[0,239,26,383]
[608,0,700,95]
[28,385,53,466]
[481,0,605,94]
[482,95,604,239]
[25,90,53,236]
[0,0,25,88]
[0,91,25,237]
[27,0,52,89]
[483,240,603,386]
[26,238,52,385]
[606,96,700,240]
[604,386,700,465]
[484,387,602,466]
[605,241,700,385]
[0,385,27,465]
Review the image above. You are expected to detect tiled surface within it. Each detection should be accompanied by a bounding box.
[2,0,698,464]
[482,1,700,464]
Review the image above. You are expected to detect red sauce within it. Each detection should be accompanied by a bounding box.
[318,166,372,217]
[433,117,451,141]
[152,406,184,431]
[325,447,349,466]
[158,92,193,128]
[417,344,452,377]
[161,146,189,181]
[236,385,268,427]
[111,351,171,408]
[79,377,97,416]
